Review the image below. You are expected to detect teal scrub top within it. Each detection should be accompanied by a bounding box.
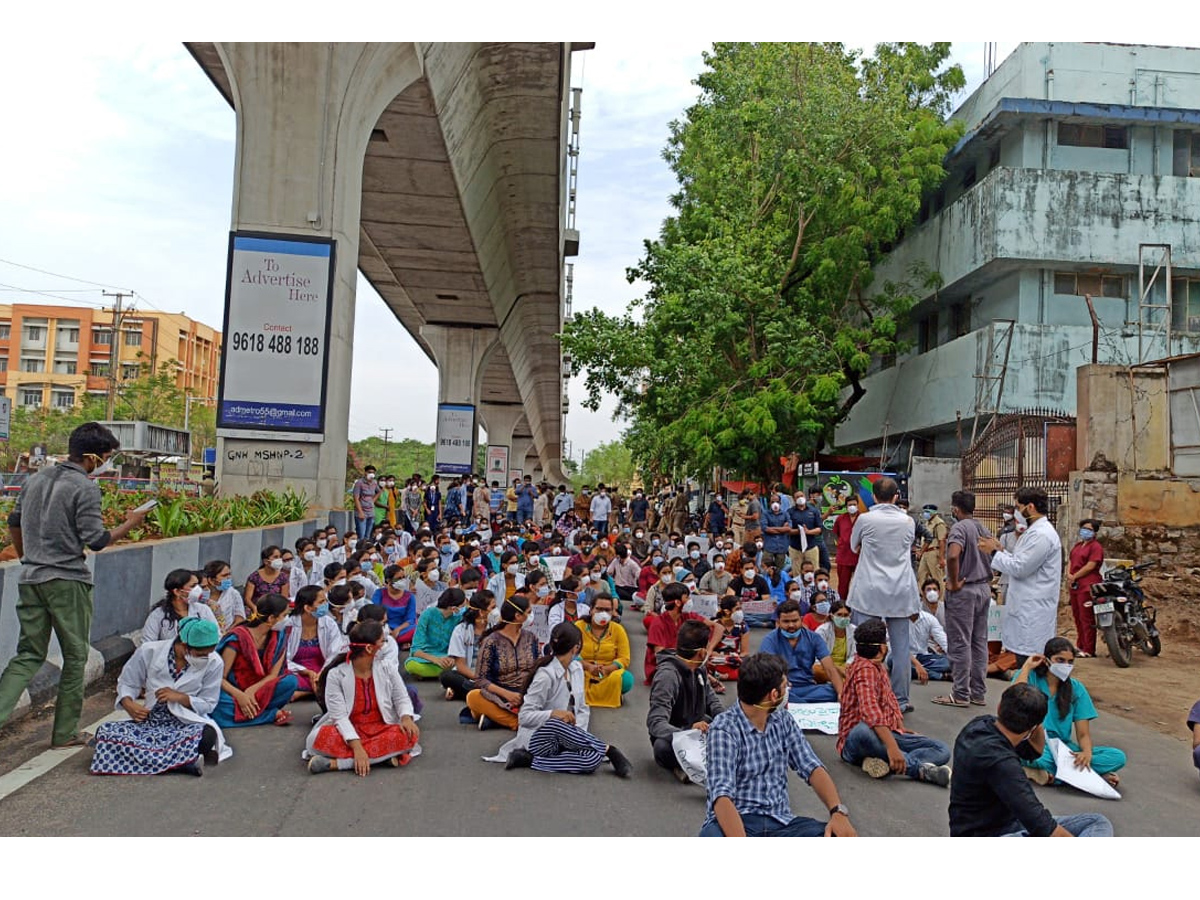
[1016,669,1098,741]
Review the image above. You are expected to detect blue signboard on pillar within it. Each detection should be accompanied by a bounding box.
[436,403,476,475]
[217,232,335,440]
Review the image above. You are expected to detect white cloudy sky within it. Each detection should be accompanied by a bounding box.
[0,38,1023,458]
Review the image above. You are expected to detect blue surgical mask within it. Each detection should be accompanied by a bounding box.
[1079,528,1095,541]
[312,603,329,619]
[780,628,804,640]
[815,601,831,615]
[218,578,233,592]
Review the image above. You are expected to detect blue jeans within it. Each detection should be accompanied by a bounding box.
[355,515,373,542]
[700,812,826,837]
[913,652,951,681]
[839,722,950,779]
[1002,813,1113,837]
[788,682,838,704]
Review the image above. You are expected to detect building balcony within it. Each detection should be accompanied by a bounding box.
[875,167,1200,297]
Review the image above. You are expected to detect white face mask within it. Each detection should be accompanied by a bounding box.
[592,611,612,626]
[755,541,763,549]
[715,562,725,571]
[816,579,829,591]
[88,455,116,477]
[507,564,520,575]
[304,550,317,562]
[185,585,203,603]
[427,569,440,583]
[589,572,601,582]
[1002,512,1014,522]
[187,653,211,673]
[487,608,501,627]
[1049,662,1074,682]
[269,558,284,571]
[316,539,327,549]
[847,504,859,515]
[743,569,756,580]
[529,554,540,565]
[925,589,940,605]
[690,550,700,560]
[803,572,814,583]
[770,503,781,513]
[1014,508,1028,528]
[366,473,376,481]
[391,580,407,591]
[788,591,802,601]
[731,610,745,624]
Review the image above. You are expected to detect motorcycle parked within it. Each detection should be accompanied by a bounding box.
[1088,562,1162,668]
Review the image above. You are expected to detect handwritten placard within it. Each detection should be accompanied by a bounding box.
[690,592,720,619]
[522,604,551,647]
[543,556,570,583]
[742,599,776,616]
[788,702,841,735]
[987,601,1004,641]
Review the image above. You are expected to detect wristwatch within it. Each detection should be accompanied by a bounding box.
[829,804,850,818]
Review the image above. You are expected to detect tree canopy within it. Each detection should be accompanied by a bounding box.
[577,440,635,490]
[563,42,964,482]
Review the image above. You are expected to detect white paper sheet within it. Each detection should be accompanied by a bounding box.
[1047,737,1121,800]
[787,702,841,735]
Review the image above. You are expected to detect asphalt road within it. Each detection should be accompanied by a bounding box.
[0,627,1197,836]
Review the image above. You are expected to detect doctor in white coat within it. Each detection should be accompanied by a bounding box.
[979,486,1062,664]
[90,616,231,775]
[285,586,350,693]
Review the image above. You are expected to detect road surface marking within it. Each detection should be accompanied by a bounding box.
[0,710,123,803]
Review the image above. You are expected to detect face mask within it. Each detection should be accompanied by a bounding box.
[391,580,407,591]
[370,554,380,562]
[635,531,644,539]
[87,455,116,477]
[187,653,211,673]
[803,572,814,583]
[755,541,763,549]
[847,504,859,515]
[832,615,851,629]
[652,556,664,567]
[1049,662,1074,682]
[218,578,233,592]
[316,539,327,549]
[282,560,294,571]
[689,550,700,560]
[536,586,551,598]
[1079,528,1095,541]
[1003,512,1013,522]
[269,558,284,571]
[427,569,440,582]
[715,541,724,549]
[925,589,940,604]
[788,591,802,602]
[312,603,329,619]
[743,569,756,580]
[780,628,803,640]
[771,503,781,513]
[487,608,501,627]
[651,538,660,547]
[304,551,317,562]
[1014,508,1028,528]
[731,610,745,624]
[816,580,829,591]
[814,601,831,615]
[797,498,807,507]
[529,554,540,565]
[715,562,725,571]
[186,585,203,603]
[347,539,357,549]
[589,572,601,582]
[507,564,520,575]
[601,540,610,549]
[592,611,612,626]
[366,473,376,481]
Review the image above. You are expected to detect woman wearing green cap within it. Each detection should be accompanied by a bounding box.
[90,616,228,776]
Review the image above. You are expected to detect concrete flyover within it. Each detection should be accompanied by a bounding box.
[186,42,588,507]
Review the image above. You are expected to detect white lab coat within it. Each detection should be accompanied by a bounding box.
[547,601,590,631]
[210,588,247,635]
[285,615,349,674]
[303,657,415,755]
[487,571,527,600]
[115,639,231,761]
[848,503,919,618]
[142,602,218,644]
[815,620,858,664]
[485,657,590,763]
[908,609,949,655]
[991,516,1062,656]
[290,562,324,596]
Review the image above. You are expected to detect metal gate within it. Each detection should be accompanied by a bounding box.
[961,408,1076,530]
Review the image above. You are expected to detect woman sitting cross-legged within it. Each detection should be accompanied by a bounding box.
[1013,636,1127,788]
[574,592,633,708]
[90,616,230,776]
[465,594,541,730]
[212,595,299,728]
[143,569,218,643]
[285,585,349,699]
[491,622,632,778]
[304,620,421,776]
[404,588,466,680]
[441,589,495,704]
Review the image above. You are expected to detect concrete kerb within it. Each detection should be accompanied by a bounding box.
[0,513,353,724]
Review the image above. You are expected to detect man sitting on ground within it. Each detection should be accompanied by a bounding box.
[910,587,951,684]
[647,620,724,782]
[760,599,841,703]
[700,652,857,838]
[948,682,1114,836]
[836,618,952,786]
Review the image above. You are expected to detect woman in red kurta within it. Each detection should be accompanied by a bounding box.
[832,504,862,598]
[1066,518,1105,657]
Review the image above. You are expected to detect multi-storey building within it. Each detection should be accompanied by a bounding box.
[837,42,1200,459]
[0,303,221,411]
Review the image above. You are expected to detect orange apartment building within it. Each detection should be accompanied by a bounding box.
[0,303,222,411]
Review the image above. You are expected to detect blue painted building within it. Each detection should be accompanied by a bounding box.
[837,42,1200,459]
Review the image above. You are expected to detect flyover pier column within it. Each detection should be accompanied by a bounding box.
[213,42,423,510]
[421,324,499,476]
[480,401,523,483]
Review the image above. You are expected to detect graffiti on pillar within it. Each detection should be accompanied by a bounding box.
[222,442,320,479]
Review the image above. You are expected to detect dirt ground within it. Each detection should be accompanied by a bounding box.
[1054,572,1200,741]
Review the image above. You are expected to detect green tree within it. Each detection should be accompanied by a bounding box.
[114,358,186,426]
[563,42,963,483]
[348,436,436,478]
[578,440,635,490]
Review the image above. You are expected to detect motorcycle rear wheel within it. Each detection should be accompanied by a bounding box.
[1104,624,1133,667]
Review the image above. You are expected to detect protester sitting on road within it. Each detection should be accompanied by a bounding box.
[949,682,1114,836]
[836,618,952,786]
[547,576,590,630]
[466,594,541,731]
[441,589,493,703]
[909,597,951,684]
[404,588,467,680]
[488,550,524,602]
[326,583,357,635]
[575,593,632,708]
[729,557,773,627]
[90,616,227,776]
[700,652,858,838]
[412,559,448,615]
[491,623,633,777]
[698,554,733,596]
[244,545,289,617]
[645,583,721,685]
[764,560,793,606]
[304,620,421,776]
[800,570,841,610]
[1012,637,1126,787]
[647,620,724,782]
[643,560,676,623]
[709,596,749,681]
[1189,699,1200,779]
[322,562,347,596]
[814,599,856,680]
[212,595,298,728]
[372,565,418,646]
[290,539,323,596]
[143,569,218,643]
[284,585,348,698]
[802,595,831,632]
[523,569,554,609]
[760,599,841,703]
[783,580,809,617]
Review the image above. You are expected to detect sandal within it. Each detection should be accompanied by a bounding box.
[970,698,988,706]
[274,709,293,726]
[51,732,93,749]
[931,696,971,708]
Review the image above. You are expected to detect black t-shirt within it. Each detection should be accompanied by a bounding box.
[730,575,770,604]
